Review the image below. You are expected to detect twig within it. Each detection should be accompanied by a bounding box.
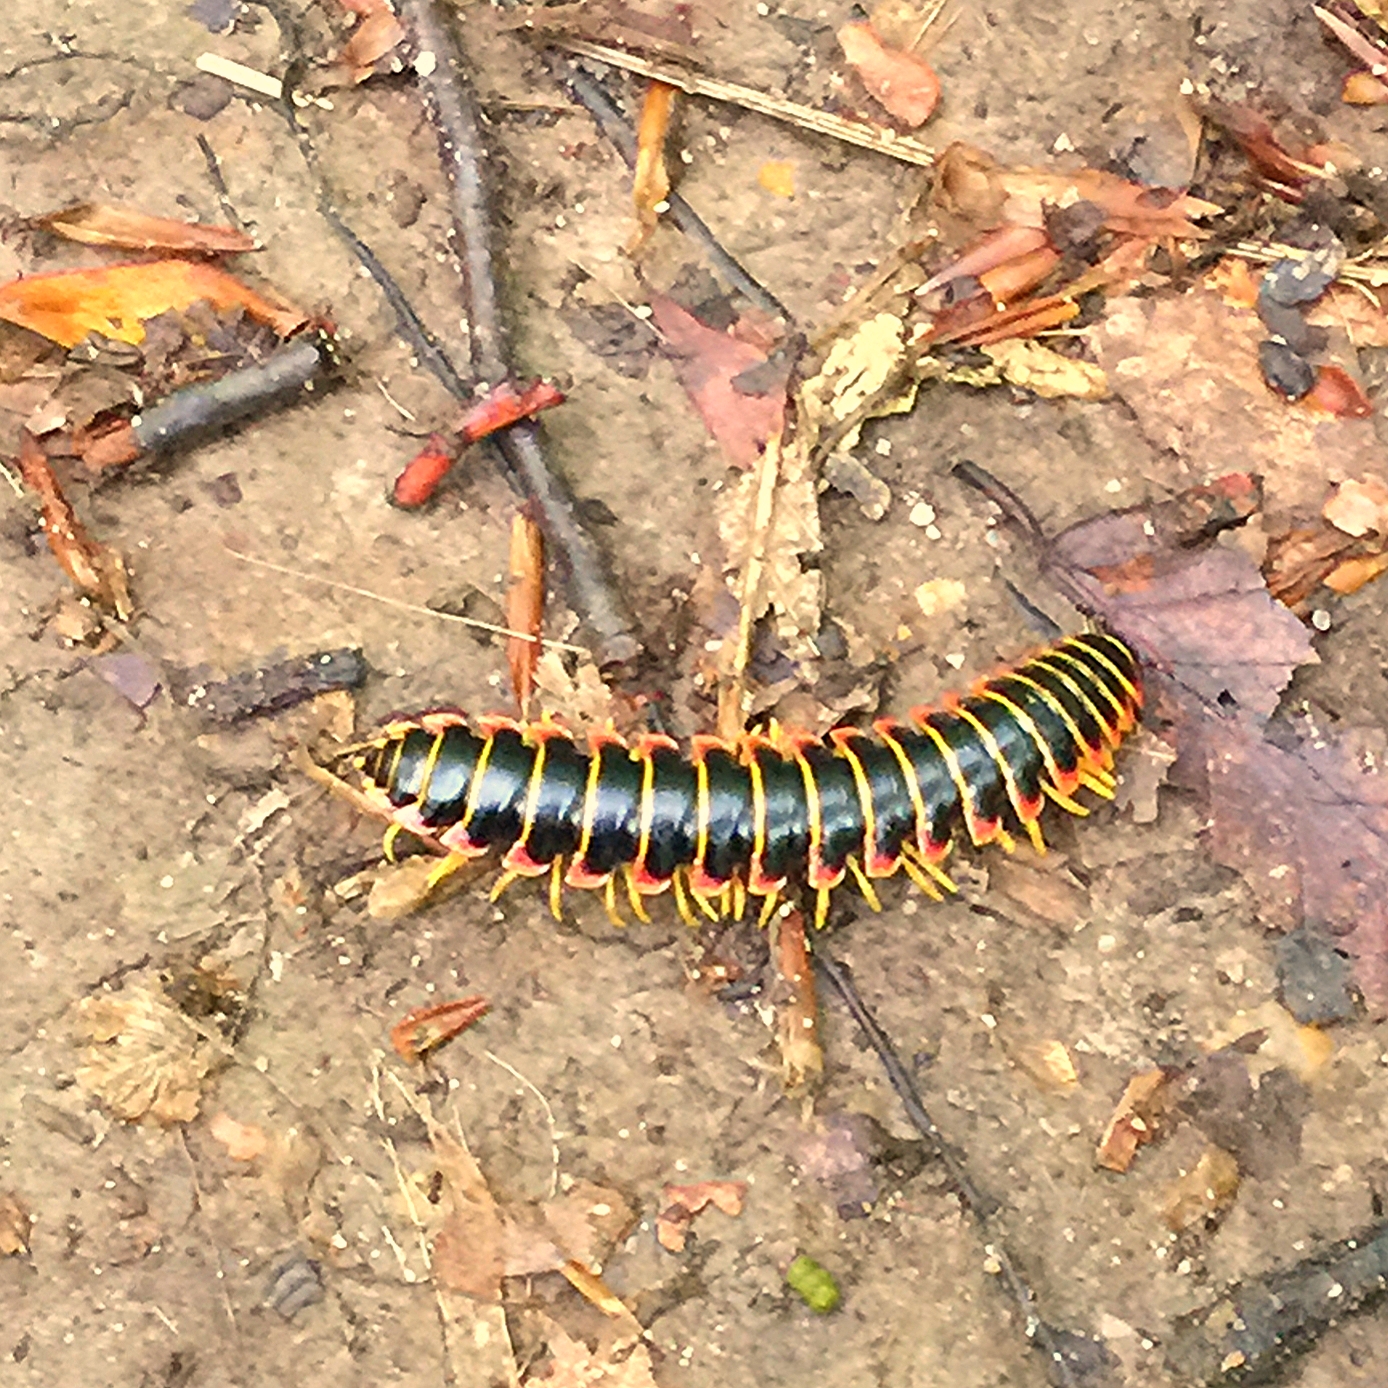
[551,56,792,322]
[813,951,1085,1388]
[401,0,640,668]
[222,547,590,652]
[82,335,331,469]
[551,38,937,171]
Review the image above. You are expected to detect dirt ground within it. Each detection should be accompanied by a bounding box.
[4,1,1388,1386]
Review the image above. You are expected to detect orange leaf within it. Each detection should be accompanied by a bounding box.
[506,509,546,713]
[629,80,677,252]
[1303,365,1373,419]
[757,160,796,198]
[1343,70,1388,104]
[389,996,490,1063]
[837,19,940,128]
[335,7,407,82]
[35,203,257,255]
[0,261,307,347]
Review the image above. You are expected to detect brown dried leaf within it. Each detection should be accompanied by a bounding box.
[15,429,132,618]
[648,293,786,471]
[656,1179,748,1251]
[531,1321,659,1388]
[36,203,257,255]
[390,995,490,1063]
[74,986,231,1125]
[1096,1069,1174,1172]
[1091,287,1380,520]
[333,7,407,83]
[0,1192,31,1255]
[506,508,546,714]
[1161,1146,1241,1232]
[430,1128,505,1300]
[628,80,676,252]
[837,19,940,127]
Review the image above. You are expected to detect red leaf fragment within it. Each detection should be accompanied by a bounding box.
[390,381,564,507]
[1304,364,1373,419]
[656,1179,748,1252]
[647,294,786,470]
[392,432,458,508]
[837,19,941,128]
[390,995,490,1063]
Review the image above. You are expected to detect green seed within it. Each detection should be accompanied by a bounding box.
[786,1254,841,1314]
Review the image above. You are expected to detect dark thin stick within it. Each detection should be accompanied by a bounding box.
[196,134,247,236]
[814,951,1084,1388]
[552,57,792,324]
[400,0,640,667]
[281,100,473,400]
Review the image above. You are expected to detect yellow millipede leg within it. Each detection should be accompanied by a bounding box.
[815,886,833,930]
[898,854,944,902]
[624,867,652,924]
[382,823,404,863]
[731,878,747,921]
[1042,782,1089,816]
[757,890,781,928]
[425,852,471,892]
[489,868,522,903]
[1023,817,1047,855]
[549,857,565,922]
[671,871,700,928]
[900,842,957,894]
[1079,771,1115,799]
[847,857,883,912]
[603,876,626,928]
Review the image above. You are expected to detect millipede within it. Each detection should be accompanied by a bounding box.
[342,631,1142,930]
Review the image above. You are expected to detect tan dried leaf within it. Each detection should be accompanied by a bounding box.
[1322,475,1388,537]
[75,986,231,1125]
[1162,1145,1241,1232]
[1096,1069,1173,1173]
[979,339,1108,400]
[208,1111,268,1161]
[0,1191,31,1255]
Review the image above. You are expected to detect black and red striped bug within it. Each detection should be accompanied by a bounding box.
[344,631,1142,929]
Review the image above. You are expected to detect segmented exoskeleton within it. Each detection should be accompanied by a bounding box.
[347,632,1142,929]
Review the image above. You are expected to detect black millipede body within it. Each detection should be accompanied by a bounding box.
[347,632,1143,927]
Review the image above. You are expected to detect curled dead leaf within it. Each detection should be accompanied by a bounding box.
[390,995,490,1063]
[36,203,257,254]
[1096,1069,1174,1173]
[656,1178,748,1251]
[837,19,940,127]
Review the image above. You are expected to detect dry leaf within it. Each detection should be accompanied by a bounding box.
[334,7,407,83]
[1323,476,1388,537]
[530,1322,659,1388]
[758,160,796,198]
[390,996,490,1063]
[36,203,257,254]
[506,509,546,714]
[1096,1069,1174,1172]
[979,338,1108,400]
[656,1179,749,1251]
[15,429,132,618]
[0,260,306,347]
[629,80,677,251]
[0,1192,30,1255]
[75,986,231,1125]
[430,1128,505,1300]
[1162,1146,1241,1232]
[208,1112,268,1161]
[837,18,940,127]
[648,294,787,470]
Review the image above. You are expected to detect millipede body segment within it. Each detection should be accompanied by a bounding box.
[348,632,1142,928]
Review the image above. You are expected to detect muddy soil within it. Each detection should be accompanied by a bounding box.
[3,1,1388,1386]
